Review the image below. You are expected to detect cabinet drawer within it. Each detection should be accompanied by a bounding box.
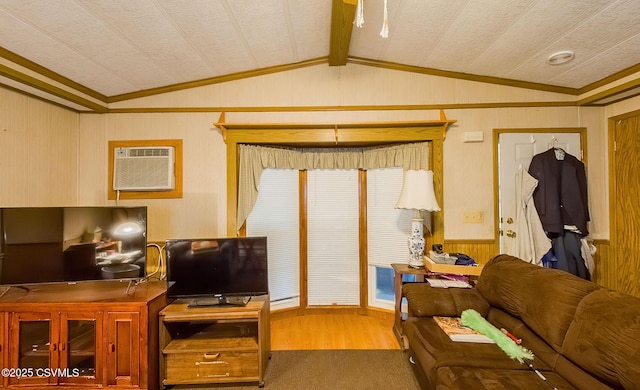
[165,350,259,383]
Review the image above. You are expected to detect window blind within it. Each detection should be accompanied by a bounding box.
[307,169,360,306]
[367,167,413,268]
[246,169,300,305]
[366,167,414,309]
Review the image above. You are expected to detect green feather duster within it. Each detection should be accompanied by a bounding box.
[460,309,534,363]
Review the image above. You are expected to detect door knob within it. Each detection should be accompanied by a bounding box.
[506,217,514,224]
[506,230,516,238]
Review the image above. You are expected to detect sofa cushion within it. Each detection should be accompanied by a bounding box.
[486,307,562,369]
[403,282,490,317]
[562,289,640,389]
[403,317,543,378]
[487,307,612,390]
[476,255,600,351]
[435,367,577,390]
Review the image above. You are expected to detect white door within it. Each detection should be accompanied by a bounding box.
[498,132,582,253]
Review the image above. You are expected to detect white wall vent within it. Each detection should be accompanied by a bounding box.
[113,147,175,191]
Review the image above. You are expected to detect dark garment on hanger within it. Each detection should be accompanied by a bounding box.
[528,148,590,236]
[551,231,590,280]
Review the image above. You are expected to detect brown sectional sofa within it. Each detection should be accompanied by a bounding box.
[402,254,640,389]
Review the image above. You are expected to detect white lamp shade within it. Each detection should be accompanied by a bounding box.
[395,170,440,211]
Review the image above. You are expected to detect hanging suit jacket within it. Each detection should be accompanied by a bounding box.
[528,148,590,236]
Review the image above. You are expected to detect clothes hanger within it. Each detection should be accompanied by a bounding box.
[550,137,565,160]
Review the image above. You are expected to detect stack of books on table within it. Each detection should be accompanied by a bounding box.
[425,278,472,289]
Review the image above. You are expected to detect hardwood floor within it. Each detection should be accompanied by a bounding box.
[270,312,401,350]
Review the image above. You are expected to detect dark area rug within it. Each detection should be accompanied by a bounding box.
[167,349,421,390]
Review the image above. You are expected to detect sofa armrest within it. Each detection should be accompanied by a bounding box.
[403,283,490,317]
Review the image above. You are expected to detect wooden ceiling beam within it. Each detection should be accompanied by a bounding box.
[329,0,358,66]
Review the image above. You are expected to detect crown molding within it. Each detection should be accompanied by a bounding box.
[107,57,329,103]
[3,40,640,111]
[347,56,580,96]
[0,47,106,102]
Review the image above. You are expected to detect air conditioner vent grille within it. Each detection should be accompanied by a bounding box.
[126,148,170,157]
[113,146,175,191]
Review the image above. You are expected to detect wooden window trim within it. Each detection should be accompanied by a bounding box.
[216,111,456,246]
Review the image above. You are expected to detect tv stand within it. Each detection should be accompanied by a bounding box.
[187,295,251,307]
[159,295,270,388]
[0,281,167,388]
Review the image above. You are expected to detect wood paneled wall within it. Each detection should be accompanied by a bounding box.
[148,238,621,295]
[591,240,612,291]
[442,239,628,297]
[443,239,499,265]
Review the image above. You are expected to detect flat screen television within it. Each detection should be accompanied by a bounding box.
[0,206,147,286]
[165,237,268,306]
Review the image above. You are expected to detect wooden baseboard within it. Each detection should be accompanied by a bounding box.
[271,306,393,321]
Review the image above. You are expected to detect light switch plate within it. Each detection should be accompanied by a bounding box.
[463,211,484,223]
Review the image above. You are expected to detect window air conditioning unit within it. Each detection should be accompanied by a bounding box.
[113,147,175,191]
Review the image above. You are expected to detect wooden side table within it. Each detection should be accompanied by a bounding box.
[391,263,429,350]
[392,259,484,350]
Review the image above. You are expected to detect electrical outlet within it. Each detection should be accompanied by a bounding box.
[463,211,484,224]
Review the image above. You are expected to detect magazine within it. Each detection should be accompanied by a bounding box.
[426,278,472,289]
[433,316,495,343]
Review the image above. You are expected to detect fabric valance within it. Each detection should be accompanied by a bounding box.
[236,142,430,230]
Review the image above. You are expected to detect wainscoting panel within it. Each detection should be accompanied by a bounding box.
[442,240,627,297]
[592,240,618,294]
[443,239,499,265]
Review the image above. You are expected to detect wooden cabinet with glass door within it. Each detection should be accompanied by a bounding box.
[0,281,166,389]
[6,310,103,387]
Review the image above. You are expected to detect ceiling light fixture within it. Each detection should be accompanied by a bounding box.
[547,50,575,65]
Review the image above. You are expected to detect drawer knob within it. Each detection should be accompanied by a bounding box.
[203,352,221,359]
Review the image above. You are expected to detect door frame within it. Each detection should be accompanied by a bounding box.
[492,127,587,250]
[608,109,640,294]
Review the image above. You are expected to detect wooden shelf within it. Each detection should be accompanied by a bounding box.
[423,256,483,276]
[163,323,258,353]
[159,296,270,388]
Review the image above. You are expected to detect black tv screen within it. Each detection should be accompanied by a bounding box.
[165,237,268,302]
[0,206,147,285]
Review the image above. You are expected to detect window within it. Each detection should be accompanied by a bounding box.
[246,169,300,310]
[247,166,417,311]
[307,169,360,306]
[366,167,413,310]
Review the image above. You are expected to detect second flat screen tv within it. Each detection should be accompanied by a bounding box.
[165,237,268,305]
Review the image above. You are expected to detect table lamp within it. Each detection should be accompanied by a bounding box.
[396,170,440,268]
[112,221,144,252]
